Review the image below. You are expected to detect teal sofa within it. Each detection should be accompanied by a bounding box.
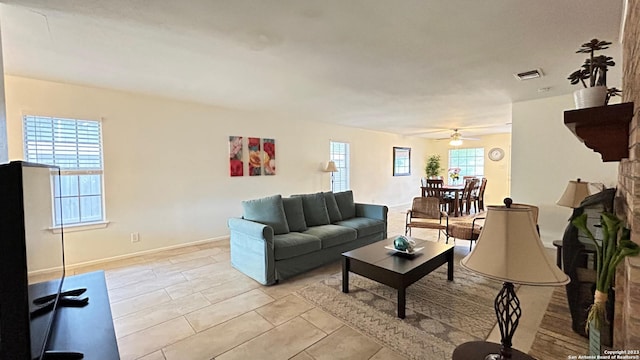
[228,191,388,285]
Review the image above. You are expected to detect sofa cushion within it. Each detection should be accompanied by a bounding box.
[323,192,343,223]
[334,190,356,220]
[302,225,357,249]
[293,193,330,226]
[242,195,290,235]
[334,217,385,238]
[282,197,307,232]
[273,233,321,260]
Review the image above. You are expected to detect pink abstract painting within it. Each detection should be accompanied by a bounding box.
[263,138,276,175]
[248,137,261,176]
[229,136,243,177]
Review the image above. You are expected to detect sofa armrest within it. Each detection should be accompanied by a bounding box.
[228,218,276,285]
[355,203,388,222]
[228,217,275,243]
[355,203,388,239]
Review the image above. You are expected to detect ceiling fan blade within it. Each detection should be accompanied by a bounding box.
[405,128,451,136]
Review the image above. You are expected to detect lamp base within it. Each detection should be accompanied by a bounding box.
[452,341,534,360]
[485,351,513,360]
[493,282,521,360]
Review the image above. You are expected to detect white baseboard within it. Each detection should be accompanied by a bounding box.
[65,235,230,271]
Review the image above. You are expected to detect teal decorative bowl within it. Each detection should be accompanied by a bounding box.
[394,236,414,252]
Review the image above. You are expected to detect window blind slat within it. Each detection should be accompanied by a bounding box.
[23,116,103,170]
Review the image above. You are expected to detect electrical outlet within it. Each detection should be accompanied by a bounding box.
[130,232,140,243]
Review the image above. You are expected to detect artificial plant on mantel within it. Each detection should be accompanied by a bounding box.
[567,39,621,108]
[572,212,639,331]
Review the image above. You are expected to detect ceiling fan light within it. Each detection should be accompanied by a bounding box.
[449,139,463,146]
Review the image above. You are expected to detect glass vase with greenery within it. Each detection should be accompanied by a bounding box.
[572,212,639,330]
[425,155,441,178]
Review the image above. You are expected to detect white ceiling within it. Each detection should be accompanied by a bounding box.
[0,0,625,138]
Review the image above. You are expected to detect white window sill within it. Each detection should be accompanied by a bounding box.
[50,220,110,233]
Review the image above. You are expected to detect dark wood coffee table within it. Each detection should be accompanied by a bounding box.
[342,237,454,319]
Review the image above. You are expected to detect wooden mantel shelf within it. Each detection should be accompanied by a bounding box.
[564,102,634,162]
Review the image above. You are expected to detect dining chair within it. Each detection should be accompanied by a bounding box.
[472,178,488,212]
[405,197,450,242]
[459,178,478,215]
[425,179,451,212]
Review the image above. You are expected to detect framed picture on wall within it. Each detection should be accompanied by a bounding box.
[393,147,411,176]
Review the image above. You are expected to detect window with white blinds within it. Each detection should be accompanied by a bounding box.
[330,141,350,192]
[23,116,105,226]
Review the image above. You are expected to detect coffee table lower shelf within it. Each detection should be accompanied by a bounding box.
[341,237,454,319]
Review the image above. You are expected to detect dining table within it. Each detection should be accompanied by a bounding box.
[421,184,466,217]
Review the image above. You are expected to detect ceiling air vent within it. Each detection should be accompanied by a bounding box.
[514,69,544,81]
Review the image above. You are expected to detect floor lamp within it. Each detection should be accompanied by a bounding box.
[324,161,338,192]
[456,198,569,360]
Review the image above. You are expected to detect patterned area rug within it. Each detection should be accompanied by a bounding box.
[296,256,504,360]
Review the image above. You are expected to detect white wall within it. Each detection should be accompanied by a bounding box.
[511,94,618,246]
[5,75,430,265]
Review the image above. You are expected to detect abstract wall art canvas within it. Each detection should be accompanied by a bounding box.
[263,138,276,175]
[248,137,261,176]
[229,136,243,177]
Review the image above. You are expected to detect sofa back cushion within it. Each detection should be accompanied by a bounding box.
[282,197,308,232]
[242,194,290,235]
[292,193,330,226]
[334,190,356,220]
[323,192,343,223]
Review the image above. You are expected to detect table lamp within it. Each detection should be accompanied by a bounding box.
[459,198,569,359]
[324,161,338,192]
[556,178,590,208]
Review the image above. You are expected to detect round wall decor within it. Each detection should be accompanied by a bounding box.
[488,147,505,161]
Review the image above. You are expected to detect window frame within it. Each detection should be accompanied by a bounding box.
[23,115,107,229]
[393,147,411,176]
[447,147,485,180]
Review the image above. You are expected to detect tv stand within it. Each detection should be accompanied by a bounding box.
[46,271,119,359]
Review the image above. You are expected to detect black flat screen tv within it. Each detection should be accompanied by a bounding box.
[0,161,66,360]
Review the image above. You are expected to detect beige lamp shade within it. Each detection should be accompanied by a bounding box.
[324,161,338,172]
[556,178,590,208]
[460,203,569,286]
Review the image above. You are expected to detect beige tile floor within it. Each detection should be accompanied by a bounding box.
[67,206,556,359]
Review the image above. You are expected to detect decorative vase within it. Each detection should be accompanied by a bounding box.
[588,287,615,355]
[573,86,607,109]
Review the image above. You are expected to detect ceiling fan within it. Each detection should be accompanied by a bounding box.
[437,129,479,146]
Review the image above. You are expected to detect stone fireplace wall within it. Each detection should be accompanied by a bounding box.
[614,0,640,349]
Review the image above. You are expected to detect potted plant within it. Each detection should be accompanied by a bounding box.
[567,39,621,108]
[572,212,639,354]
[425,155,442,179]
